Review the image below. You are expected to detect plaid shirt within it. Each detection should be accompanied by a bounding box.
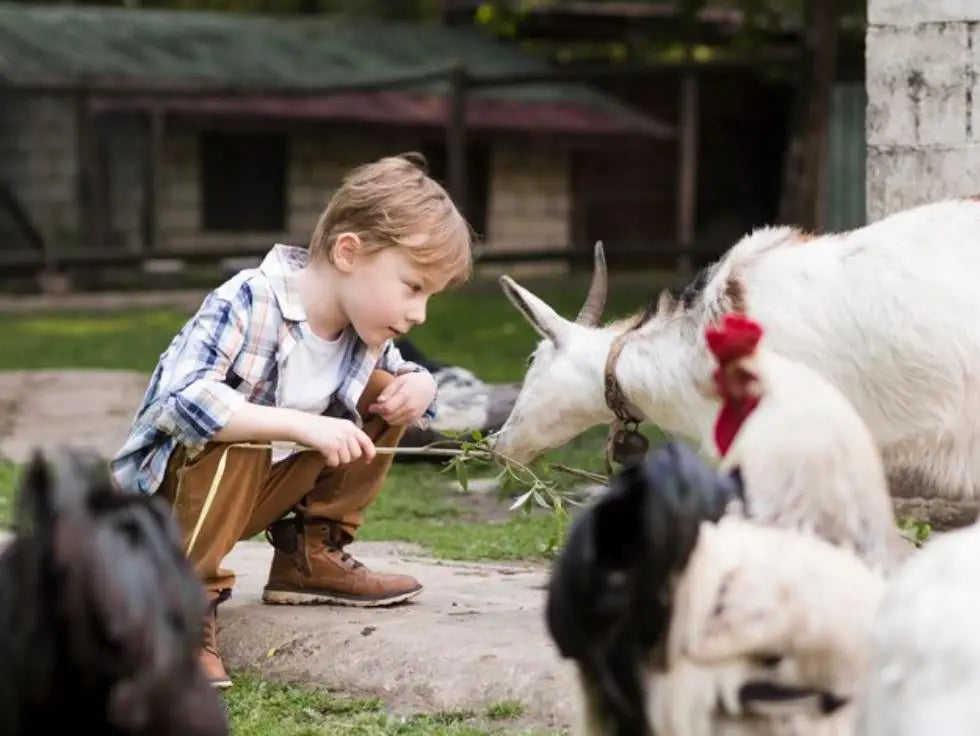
[110,243,431,495]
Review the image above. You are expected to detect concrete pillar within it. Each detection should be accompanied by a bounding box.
[865,0,980,220]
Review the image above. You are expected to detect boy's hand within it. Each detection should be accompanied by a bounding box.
[369,371,437,426]
[293,414,376,467]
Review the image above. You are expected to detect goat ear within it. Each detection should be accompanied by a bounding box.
[499,276,569,345]
[656,289,677,314]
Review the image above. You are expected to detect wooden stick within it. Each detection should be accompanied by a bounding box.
[183,440,606,556]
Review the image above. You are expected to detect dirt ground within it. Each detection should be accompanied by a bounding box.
[0,368,582,730]
[219,540,579,729]
[2,367,973,732]
[0,369,151,464]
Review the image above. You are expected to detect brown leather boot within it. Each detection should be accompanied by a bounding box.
[261,515,422,606]
[199,588,232,689]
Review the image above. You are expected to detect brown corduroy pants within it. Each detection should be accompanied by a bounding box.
[156,370,406,595]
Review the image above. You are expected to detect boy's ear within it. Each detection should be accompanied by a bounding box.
[332,233,361,273]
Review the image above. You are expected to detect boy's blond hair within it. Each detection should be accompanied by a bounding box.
[309,152,474,287]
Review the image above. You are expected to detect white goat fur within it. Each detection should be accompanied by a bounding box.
[856,521,980,736]
[495,198,980,501]
[587,516,886,736]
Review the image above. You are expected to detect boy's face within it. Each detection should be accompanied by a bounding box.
[336,239,451,348]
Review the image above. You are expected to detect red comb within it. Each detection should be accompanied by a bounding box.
[705,312,763,364]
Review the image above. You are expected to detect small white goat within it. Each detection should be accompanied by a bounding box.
[493,197,980,506]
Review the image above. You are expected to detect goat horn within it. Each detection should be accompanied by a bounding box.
[575,241,607,327]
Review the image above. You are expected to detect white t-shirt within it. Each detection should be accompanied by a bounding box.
[272,323,353,463]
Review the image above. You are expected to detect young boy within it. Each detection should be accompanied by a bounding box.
[110,152,473,688]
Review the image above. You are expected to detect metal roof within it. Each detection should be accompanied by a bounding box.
[0,3,674,136]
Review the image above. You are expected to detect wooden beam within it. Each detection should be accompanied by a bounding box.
[0,241,728,275]
[0,67,460,98]
[0,181,45,252]
[446,60,468,218]
[75,92,104,252]
[141,106,165,251]
[675,68,699,274]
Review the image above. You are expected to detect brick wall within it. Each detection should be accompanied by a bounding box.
[866,0,980,219]
[0,96,79,249]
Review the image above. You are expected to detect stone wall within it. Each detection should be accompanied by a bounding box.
[866,0,980,220]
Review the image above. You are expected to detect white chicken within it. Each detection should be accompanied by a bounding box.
[546,442,886,736]
[856,520,980,736]
[702,312,912,573]
[652,515,885,736]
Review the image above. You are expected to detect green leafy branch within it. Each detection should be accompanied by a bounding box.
[277,433,609,553]
[404,430,609,553]
[898,517,932,548]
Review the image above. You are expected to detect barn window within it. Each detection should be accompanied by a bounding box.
[200,131,287,232]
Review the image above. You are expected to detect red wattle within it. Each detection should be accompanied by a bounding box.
[713,397,760,456]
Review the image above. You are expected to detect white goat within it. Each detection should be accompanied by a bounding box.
[493,197,980,507]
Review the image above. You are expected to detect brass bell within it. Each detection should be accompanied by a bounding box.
[612,425,649,465]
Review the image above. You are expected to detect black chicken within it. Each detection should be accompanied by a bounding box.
[546,440,881,736]
[0,446,229,736]
[545,441,740,735]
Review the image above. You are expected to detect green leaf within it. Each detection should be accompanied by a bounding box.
[508,488,535,511]
[455,459,469,493]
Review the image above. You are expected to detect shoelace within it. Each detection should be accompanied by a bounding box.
[328,546,364,569]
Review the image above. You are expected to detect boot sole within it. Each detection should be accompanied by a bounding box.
[261,584,423,607]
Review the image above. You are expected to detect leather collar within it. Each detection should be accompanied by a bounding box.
[602,317,649,472]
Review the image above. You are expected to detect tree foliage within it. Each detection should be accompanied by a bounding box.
[26,0,443,17]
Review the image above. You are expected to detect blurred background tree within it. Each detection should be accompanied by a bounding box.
[472,0,868,231]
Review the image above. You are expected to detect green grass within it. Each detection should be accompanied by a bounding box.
[223,674,559,736]
[0,460,17,526]
[0,273,666,550]
[0,273,661,377]
[0,309,188,373]
[484,701,526,721]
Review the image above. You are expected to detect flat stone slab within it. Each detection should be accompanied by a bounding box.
[0,369,150,463]
[0,519,578,728]
[217,540,578,729]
